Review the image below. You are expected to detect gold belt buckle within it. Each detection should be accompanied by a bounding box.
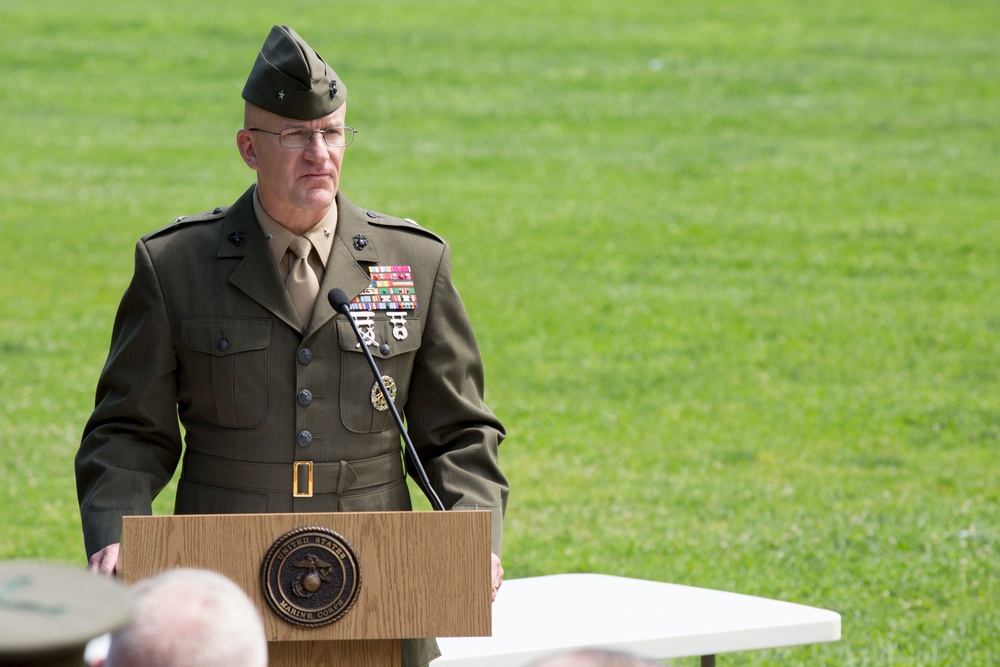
[293,461,314,497]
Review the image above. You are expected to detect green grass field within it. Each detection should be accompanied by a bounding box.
[1,0,997,663]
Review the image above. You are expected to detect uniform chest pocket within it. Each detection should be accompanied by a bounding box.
[336,315,422,433]
[180,317,272,428]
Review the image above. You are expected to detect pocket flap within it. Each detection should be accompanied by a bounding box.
[180,317,272,356]
[336,316,421,357]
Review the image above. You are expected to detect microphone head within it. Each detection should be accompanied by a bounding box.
[328,288,351,312]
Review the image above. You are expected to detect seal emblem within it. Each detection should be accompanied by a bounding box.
[260,526,362,627]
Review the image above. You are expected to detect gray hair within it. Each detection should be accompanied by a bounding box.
[105,568,267,667]
[529,648,664,667]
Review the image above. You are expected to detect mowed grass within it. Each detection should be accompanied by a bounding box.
[1,0,998,664]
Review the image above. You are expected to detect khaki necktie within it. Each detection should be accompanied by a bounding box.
[286,236,320,326]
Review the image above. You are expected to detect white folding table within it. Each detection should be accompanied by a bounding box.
[436,573,841,666]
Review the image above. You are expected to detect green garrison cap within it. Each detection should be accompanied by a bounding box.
[0,561,132,667]
[242,25,347,120]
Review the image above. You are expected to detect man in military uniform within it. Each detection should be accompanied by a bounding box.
[75,25,508,667]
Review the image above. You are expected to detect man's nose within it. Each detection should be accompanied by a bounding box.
[303,131,328,158]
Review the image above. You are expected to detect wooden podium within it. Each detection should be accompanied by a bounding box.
[120,511,492,667]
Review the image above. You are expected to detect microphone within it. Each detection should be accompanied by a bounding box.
[328,289,445,511]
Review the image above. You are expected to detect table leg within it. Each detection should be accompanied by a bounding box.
[700,656,716,667]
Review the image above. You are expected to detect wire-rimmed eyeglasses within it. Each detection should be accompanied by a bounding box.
[248,126,358,148]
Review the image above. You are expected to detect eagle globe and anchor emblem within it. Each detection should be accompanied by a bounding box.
[291,553,333,598]
[261,526,362,627]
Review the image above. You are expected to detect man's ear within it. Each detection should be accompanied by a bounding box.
[236,130,259,170]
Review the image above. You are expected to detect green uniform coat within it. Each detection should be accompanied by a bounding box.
[76,186,508,665]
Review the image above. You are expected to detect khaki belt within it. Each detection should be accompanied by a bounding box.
[182,450,404,498]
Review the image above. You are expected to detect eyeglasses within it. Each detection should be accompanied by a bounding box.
[248,126,358,148]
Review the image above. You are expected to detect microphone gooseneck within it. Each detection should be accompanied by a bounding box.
[327,289,446,511]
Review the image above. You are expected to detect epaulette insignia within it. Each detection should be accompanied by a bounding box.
[148,206,228,240]
[367,212,444,244]
[170,206,227,226]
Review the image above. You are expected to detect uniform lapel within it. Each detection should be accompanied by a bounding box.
[220,188,301,331]
[307,193,380,336]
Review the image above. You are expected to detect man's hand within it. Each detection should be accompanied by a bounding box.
[491,552,504,602]
[87,543,120,576]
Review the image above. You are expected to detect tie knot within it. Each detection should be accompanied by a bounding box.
[289,236,313,260]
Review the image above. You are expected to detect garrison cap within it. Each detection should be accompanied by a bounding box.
[0,561,132,666]
[242,25,346,120]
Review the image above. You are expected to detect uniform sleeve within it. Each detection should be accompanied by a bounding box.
[75,240,183,559]
[403,243,509,556]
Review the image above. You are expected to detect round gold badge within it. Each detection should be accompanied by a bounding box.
[371,375,397,412]
[260,526,362,627]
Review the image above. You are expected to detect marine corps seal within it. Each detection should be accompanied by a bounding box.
[260,526,362,627]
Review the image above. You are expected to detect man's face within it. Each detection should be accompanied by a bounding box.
[237,103,348,226]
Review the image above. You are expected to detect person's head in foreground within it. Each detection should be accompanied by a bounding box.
[104,568,267,667]
[529,647,665,667]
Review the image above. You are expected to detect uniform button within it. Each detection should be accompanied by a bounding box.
[296,430,313,448]
[379,343,391,357]
[217,338,229,352]
[213,206,224,214]
[366,210,378,218]
[297,389,314,406]
[298,348,313,365]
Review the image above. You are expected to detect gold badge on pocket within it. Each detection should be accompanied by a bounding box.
[371,375,397,411]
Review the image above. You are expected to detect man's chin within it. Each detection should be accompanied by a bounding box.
[298,188,337,210]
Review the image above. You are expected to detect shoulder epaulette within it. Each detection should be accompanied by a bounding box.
[144,205,229,240]
[363,209,445,244]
